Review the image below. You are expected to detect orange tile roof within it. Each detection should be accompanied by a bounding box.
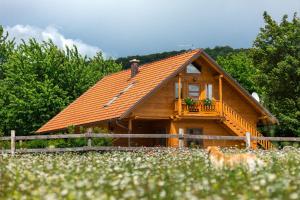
[37,49,202,133]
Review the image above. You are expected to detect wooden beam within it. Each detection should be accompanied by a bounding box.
[1,146,172,154]
[214,74,223,79]
[133,116,169,120]
[11,130,16,156]
[258,116,268,120]
[177,74,182,115]
[168,120,178,147]
[219,75,223,115]
[128,118,133,147]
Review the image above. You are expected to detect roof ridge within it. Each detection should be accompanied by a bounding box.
[36,48,203,133]
[138,48,202,68]
[103,49,202,79]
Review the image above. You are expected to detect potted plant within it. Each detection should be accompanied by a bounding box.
[184,97,195,106]
[203,98,213,106]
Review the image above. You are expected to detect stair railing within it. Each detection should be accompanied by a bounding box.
[222,102,273,149]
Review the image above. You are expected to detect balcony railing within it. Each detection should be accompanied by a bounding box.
[175,99,221,115]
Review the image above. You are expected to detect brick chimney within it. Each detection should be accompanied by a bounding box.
[130,59,140,78]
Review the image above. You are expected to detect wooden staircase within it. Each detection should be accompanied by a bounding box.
[222,102,273,150]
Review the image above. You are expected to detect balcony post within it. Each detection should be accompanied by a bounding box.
[219,75,223,115]
[168,120,178,147]
[177,73,182,115]
[128,118,132,147]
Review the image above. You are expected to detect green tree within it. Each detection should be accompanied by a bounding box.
[0,29,122,135]
[205,46,248,60]
[217,52,260,94]
[116,46,247,69]
[0,26,14,80]
[251,12,300,136]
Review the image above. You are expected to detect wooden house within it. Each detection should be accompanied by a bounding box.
[37,49,278,149]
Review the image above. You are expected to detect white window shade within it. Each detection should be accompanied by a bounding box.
[188,84,200,98]
[205,84,213,100]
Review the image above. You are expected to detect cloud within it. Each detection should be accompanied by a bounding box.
[5,25,102,57]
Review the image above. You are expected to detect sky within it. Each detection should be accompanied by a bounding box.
[0,0,299,57]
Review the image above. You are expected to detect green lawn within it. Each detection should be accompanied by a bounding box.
[1,148,300,199]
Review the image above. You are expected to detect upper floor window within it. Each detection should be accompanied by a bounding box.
[175,82,183,99]
[188,84,200,99]
[186,64,200,74]
[205,84,213,100]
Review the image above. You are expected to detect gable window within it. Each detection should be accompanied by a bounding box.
[175,82,183,99]
[188,84,200,99]
[205,84,213,100]
[186,64,200,74]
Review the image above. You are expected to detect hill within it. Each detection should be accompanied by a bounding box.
[116,46,248,69]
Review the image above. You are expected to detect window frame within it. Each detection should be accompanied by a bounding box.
[205,83,213,100]
[175,82,183,99]
[188,84,200,99]
[186,63,201,74]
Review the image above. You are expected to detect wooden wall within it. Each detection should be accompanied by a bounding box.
[108,119,244,148]
[173,119,244,148]
[133,56,261,126]
[86,55,262,148]
[133,57,220,117]
[222,81,259,125]
[112,119,169,147]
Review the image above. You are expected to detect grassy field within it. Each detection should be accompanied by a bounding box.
[1,148,300,200]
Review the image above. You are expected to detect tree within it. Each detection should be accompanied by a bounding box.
[251,12,300,136]
[0,26,14,79]
[217,51,260,94]
[205,46,248,60]
[0,29,122,135]
[116,46,247,69]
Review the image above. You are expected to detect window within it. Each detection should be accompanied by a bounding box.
[186,64,200,73]
[188,84,200,99]
[175,82,183,99]
[205,84,213,100]
[186,128,203,147]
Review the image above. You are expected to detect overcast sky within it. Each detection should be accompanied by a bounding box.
[0,0,299,57]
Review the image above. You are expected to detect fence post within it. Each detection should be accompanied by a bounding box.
[11,130,16,156]
[178,128,184,149]
[87,128,92,147]
[19,140,23,150]
[245,132,251,149]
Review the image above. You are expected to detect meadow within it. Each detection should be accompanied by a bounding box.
[1,148,300,200]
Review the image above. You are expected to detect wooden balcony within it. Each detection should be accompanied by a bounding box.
[175,99,221,117]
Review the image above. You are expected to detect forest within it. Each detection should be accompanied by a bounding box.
[0,12,299,138]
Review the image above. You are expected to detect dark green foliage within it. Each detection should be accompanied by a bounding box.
[116,46,247,69]
[217,52,260,94]
[204,46,248,60]
[203,98,213,106]
[251,12,300,136]
[116,50,187,69]
[0,137,112,149]
[0,26,122,136]
[0,26,14,80]
[184,97,195,106]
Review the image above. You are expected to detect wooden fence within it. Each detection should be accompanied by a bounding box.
[1,130,300,155]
